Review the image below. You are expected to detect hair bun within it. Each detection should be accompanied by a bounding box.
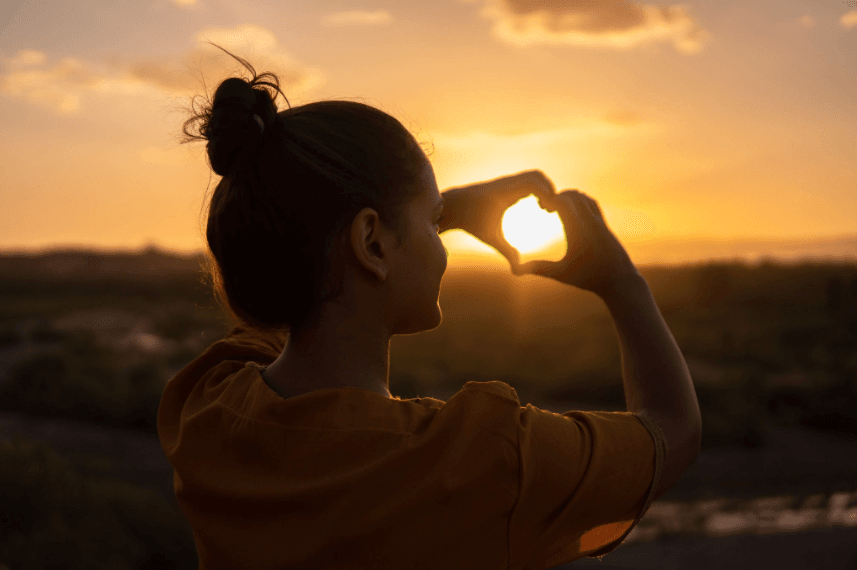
[206,78,275,176]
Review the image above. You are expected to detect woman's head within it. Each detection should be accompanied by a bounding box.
[182,44,442,335]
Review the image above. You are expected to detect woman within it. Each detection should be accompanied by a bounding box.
[159,45,701,570]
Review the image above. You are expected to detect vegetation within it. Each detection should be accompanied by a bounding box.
[0,435,197,569]
[0,250,856,567]
[0,332,163,435]
[0,254,855,445]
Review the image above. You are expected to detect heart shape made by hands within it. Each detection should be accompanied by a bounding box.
[500,195,566,265]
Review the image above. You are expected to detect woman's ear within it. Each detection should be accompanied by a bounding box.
[349,207,390,281]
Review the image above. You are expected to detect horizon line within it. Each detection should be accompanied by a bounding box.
[2,232,857,257]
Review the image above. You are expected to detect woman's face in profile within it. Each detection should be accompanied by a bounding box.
[390,159,448,335]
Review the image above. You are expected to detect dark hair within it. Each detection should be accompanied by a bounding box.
[180,43,430,334]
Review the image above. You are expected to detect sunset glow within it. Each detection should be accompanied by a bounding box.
[0,1,855,266]
[501,195,564,255]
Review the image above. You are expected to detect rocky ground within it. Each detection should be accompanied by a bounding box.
[565,526,857,570]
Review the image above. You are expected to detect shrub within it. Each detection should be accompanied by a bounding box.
[0,336,138,430]
[0,435,197,569]
[0,323,23,348]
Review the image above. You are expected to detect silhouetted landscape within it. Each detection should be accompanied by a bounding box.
[1,246,856,569]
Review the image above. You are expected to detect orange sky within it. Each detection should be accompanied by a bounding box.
[1,0,855,267]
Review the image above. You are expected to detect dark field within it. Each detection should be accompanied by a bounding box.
[1,247,856,569]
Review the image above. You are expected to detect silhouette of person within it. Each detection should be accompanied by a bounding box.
[158,43,694,570]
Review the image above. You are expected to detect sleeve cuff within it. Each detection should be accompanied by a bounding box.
[586,410,667,558]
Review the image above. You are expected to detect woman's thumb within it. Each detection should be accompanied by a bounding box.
[494,240,520,269]
[513,259,558,278]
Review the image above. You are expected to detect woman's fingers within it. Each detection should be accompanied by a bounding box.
[504,190,574,275]
[514,258,557,278]
[483,231,521,269]
[495,239,521,269]
[499,170,556,203]
[549,190,586,229]
[577,191,603,220]
[514,190,585,278]
[523,170,556,199]
[539,199,558,213]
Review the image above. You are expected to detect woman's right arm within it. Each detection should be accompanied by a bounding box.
[599,273,702,500]
[518,190,702,501]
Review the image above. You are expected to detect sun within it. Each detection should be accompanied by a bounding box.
[501,195,565,255]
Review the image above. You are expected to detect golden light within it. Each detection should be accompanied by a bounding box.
[501,195,565,256]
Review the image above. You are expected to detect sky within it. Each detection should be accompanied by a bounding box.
[1,0,855,267]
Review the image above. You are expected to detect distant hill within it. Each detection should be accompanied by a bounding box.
[0,246,208,282]
[0,234,855,282]
[624,234,857,266]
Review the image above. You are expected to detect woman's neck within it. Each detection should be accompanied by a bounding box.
[262,306,393,399]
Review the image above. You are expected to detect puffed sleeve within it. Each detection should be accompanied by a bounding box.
[508,405,666,570]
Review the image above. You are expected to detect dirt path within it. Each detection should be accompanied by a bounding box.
[667,416,857,502]
[566,526,857,570]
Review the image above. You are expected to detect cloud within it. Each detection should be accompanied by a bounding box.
[6,49,46,67]
[798,15,815,28]
[468,0,710,54]
[841,10,857,29]
[147,0,199,12]
[323,9,392,26]
[0,50,107,113]
[0,24,324,114]
[127,24,326,94]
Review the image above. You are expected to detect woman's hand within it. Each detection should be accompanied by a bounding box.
[514,189,642,297]
[440,170,557,269]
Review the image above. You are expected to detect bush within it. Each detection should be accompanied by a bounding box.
[154,311,200,343]
[694,368,767,449]
[0,435,197,569]
[30,322,70,343]
[0,352,121,421]
[0,334,161,433]
[0,323,23,348]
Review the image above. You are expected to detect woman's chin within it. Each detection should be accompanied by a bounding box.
[397,305,442,335]
[426,305,443,330]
